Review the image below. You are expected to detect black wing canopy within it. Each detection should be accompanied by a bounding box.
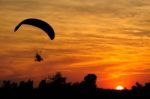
[14,18,55,40]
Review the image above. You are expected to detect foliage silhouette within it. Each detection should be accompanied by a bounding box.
[0,73,150,99]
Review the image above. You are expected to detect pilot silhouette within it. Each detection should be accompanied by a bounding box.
[35,52,43,62]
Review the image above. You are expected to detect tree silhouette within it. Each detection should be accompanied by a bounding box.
[39,79,46,90]
[80,74,97,89]
[0,72,150,99]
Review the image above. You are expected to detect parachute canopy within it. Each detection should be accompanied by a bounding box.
[14,18,55,40]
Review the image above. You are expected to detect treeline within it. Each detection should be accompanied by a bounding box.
[0,72,150,99]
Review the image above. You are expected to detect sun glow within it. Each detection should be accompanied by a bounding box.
[116,85,124,90]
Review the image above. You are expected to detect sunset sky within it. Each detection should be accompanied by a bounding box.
[1,0,150,89]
